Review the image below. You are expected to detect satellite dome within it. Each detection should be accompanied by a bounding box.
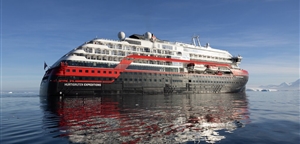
[144,32,152,40]
[118,31,126,41]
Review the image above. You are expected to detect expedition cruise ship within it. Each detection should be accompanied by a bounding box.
[40,31,248,96]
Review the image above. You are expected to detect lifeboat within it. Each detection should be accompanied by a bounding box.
[206,65,218,73]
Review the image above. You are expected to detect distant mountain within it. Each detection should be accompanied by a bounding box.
[279,82,291,87]
[290,79,300,87]
[259,79,300,91]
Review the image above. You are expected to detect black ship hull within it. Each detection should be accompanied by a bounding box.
[40,71,248,97]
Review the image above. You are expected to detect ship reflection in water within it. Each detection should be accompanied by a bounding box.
[42,93,249,144]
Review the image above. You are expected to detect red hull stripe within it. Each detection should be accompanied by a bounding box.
[47,55,248,84]
[231,69,249,76]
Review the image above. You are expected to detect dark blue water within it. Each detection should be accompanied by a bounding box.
[1,91,299,144]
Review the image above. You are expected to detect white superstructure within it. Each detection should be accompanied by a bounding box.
[53,32,242,71]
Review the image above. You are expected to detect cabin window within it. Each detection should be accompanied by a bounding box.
[114,71,117,74]
[66,69,70,72]
[117,44,122,49]
[79,70,82,72]
[85,70,89,73]
[95,49,101,54]
[109,71,112,74]
[144,48,150,52]
[98,70,101,73]
[103,71,106,74]
[91,70,94,73]
[72,69,76,72]
[107,43,113,48]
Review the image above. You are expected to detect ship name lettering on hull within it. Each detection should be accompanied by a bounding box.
[64,83,101,87]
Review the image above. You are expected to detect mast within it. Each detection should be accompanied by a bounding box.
[192,36,201,47]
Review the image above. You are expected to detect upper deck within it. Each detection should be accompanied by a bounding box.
[50,32,242,70]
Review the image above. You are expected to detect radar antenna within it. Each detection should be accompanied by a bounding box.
[192,36,201,47]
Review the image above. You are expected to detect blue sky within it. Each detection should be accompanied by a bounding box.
[1,0,299,91]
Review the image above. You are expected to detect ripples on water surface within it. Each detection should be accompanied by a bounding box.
[1,91,299,144]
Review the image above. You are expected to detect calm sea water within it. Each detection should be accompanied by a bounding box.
[1,91,299,144]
